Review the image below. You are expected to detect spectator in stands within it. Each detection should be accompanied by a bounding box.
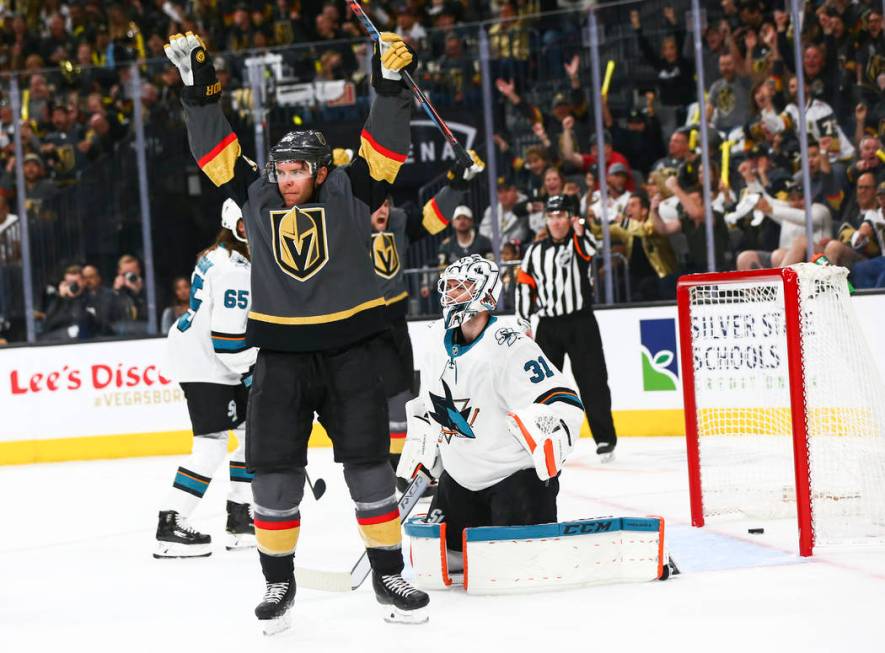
[40,264,96,341]
[591,190,678,300]
[161,275,191,333]
[42,103,82,187]
[845,135,883,188]
[432,32,479,108]
[652,128,691,174]
[21,154,57,221]
[0,195,19,262]
[697,20,730,85]
[630,7,694,138]
[494,54,589,156]
[436,205,494,266]
[651,169,729,273]
[560,122,635,190]
[113,254,148,325]
[497,241,520,312]
[708,52,752,134]
[422,205,494,300]
[480,177,532,249]
[800,137,843,216]
[850,180,885,289]
[855,9,883,108]
[395,6,427,45]
[602,93,665,177]
[585,162,633,226]
[733,181,833,271]
[81,263,117,336]
[488,1,530,80]
[825,172,882,269]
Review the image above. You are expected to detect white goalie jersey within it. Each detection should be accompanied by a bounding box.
[414,317,585,491]
[166,246,256,385]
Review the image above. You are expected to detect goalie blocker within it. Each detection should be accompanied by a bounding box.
[406,516,667,594]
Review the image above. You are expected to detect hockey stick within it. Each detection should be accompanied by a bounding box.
[346,0,473,169]
[306,472,326,501]
[295,469,431,592]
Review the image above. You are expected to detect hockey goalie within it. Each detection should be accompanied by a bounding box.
[397,255,668,594]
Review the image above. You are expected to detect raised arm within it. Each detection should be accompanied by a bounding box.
[166,32,258,206]
[347,33,417,213]
[404,151,485,242]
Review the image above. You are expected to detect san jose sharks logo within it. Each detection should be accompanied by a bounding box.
[271,206,329,281]
[428,379,479,442]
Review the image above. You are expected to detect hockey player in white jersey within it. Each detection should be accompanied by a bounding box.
[396,255,585,567]
[155,199,257,558]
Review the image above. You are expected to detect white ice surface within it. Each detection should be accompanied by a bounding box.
[2,437,884,653]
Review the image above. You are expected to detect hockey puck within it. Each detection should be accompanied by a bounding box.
[748,528,765,534]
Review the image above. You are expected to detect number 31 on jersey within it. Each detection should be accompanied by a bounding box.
[524,356,554,383]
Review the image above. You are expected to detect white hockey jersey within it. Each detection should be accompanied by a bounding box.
[167,246,256,385]
[414,317,585,491]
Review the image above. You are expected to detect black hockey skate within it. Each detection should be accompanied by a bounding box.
[153,510,211,559]
[372,572,429,624]
[225,501,256,551]
[255,577,296,636]
[596,442,616,464]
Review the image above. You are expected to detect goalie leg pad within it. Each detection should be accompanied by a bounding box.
[462,516,666,594]
[404,517,456,590]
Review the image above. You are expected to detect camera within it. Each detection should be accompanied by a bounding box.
[125,272,140,284]
[68,281,80,295]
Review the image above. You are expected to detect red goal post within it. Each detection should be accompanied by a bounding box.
[676,264,885,557]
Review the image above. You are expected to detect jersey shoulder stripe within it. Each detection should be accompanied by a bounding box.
[535,386,584,410]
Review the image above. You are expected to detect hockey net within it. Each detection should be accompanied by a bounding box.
[677,264,885,555]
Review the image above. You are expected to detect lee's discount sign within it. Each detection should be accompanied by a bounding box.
[0,337,189,443]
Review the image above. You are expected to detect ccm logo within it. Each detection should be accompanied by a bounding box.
[562,521,613,535]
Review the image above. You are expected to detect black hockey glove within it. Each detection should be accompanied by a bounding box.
[165,32,221,105]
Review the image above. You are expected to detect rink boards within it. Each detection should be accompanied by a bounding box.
[2,294,884,465]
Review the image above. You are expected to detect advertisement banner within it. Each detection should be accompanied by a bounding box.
[2,293,883,464]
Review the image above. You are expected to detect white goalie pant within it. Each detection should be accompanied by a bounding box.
[405,516,666,594]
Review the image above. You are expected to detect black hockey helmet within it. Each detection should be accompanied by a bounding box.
[266,129,333,182]
[544,194,577,216]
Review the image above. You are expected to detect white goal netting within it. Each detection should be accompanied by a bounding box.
[686,263,885,548]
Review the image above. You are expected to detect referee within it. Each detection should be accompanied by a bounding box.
[515,194,617,462]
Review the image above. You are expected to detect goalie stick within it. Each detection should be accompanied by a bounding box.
[294,469,431,592]
[346,0,473,169]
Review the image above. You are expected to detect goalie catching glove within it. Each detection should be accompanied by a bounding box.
[372,32,417,96]
[164,31,221,104]
[396,398,444,481]
[507,403,575,482]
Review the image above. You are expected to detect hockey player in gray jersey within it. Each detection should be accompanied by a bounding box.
[156,199,256,558]
[368,151,484,472]
[165,30,428,632]
[396,255,585,569]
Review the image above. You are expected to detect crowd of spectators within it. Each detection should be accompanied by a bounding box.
[481,0,885,300]
[480,0,885,300]
[0,1,882,342]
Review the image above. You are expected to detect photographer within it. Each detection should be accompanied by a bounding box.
[40,265,96,341]
[113,254,148,329]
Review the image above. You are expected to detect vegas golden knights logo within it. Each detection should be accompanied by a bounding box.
[371,232,400,279]
[270,206,329,281]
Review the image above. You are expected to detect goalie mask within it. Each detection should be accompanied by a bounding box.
[437,254,502,330]
[265,129,333,182]
[221,198,247,242]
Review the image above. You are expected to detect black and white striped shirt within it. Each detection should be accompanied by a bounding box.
[515,231,597,321]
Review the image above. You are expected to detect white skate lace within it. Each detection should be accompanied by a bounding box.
[174,514,201,535]
[263,581,289,604]
[381,575,418,598]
